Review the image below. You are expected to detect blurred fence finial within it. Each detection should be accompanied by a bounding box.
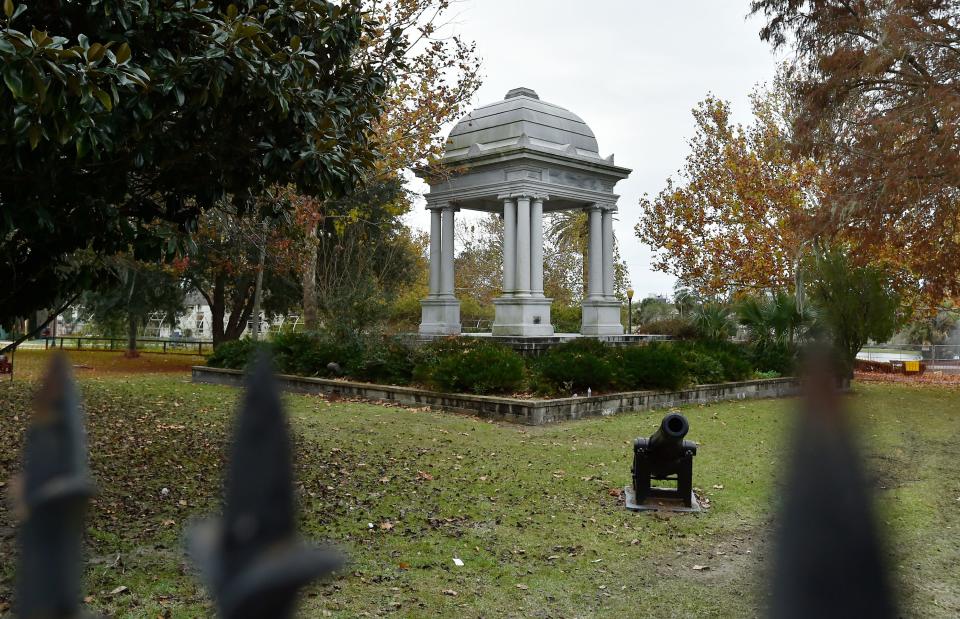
[16,354,95,618]
[189,352,343,619]
[769,345,895,618]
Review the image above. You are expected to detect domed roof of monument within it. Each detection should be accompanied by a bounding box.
[444,87,603,160]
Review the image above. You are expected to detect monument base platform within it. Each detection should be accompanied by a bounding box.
[416,333,672,356]
[419,297,461,335]
[581,298,624,335]
[492,296,554,337]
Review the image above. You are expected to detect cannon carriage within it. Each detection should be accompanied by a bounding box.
[627,412,700,511]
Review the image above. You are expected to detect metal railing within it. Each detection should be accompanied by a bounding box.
[13,354,341,618]
[460,319,493,333]
[43,336,211,356]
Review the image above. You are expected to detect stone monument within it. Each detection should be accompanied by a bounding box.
[418,87,631,337]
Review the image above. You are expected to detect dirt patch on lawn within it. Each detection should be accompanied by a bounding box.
[4,349,204,379]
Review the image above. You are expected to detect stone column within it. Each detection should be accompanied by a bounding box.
[602,208,615,298]
[531,197,545,297]
[428,207,442,296]
[502,197,517,296]
[441,206,456,297]
[587,206,603,299]
[516,196,531,297]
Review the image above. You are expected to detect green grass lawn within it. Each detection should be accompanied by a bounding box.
[1,350,958,617]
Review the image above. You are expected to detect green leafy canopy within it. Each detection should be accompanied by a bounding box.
[0,0,406,327]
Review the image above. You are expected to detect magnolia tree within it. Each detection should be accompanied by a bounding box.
[0,0,407,341]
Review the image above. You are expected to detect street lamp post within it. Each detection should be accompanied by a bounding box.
[627,288,635,334]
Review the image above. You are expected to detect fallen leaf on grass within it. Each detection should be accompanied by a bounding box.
[378,521,394,531]
[416,470,433,481]
[712,484,724,490]
[692,565,710,571]
[516,584,529,590]
[108,585,129,596]
[607,487,623,498]
[398,562,410,570]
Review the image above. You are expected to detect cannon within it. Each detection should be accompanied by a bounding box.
[629,412,698,510]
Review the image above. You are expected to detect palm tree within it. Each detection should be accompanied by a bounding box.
[692,302,736,342]
[673,286,700,318]
[545,210,590,290]
[736,292,816,348]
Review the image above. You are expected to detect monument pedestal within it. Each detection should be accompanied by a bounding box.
[492,296,554,336]
[419,297,461,335]
[581,298,623,335]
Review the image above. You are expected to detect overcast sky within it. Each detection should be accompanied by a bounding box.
[405,0,784,299]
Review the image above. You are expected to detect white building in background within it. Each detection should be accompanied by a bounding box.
[169,290,301,339]
[53,289,300,340]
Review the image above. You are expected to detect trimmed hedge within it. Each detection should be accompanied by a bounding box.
[681,350,726,385]
[206,334,782,397]
[638,318,698,339]
[748,342,797,376]
[413,338,524,394]
[532,338,614,393]
[205,339,260,370]
[615,343,689,391]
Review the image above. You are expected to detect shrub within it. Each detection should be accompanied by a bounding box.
[692,341,753,382]
[353,337,416,385]
[681,350,726,385]
[532,338,614,393]
[271,331,364,377]
[754,369,781,380]
[206,339,259,369]
[749,342,797,376]
[412,337,471,385]
[414,338,524,394]
[638,317,698,339]
[615,343,689,391]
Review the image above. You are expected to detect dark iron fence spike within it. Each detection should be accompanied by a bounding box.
[188,351,343,619]
[16,354,95,618]
[768,347,895,618]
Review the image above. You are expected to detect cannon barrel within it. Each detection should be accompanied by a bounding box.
[633,412,697,481]
[631,412,698,508]
[649,412,689,450]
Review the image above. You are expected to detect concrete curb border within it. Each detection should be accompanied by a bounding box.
[192,366,800,426]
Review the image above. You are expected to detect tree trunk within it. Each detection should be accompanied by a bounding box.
[125,312,140,358]
[224,279,255,341]
[211,273,226,349]
[302,222,319,331]
[251,234,266,341]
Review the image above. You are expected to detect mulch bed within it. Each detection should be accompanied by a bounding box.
[854,370,960,385]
